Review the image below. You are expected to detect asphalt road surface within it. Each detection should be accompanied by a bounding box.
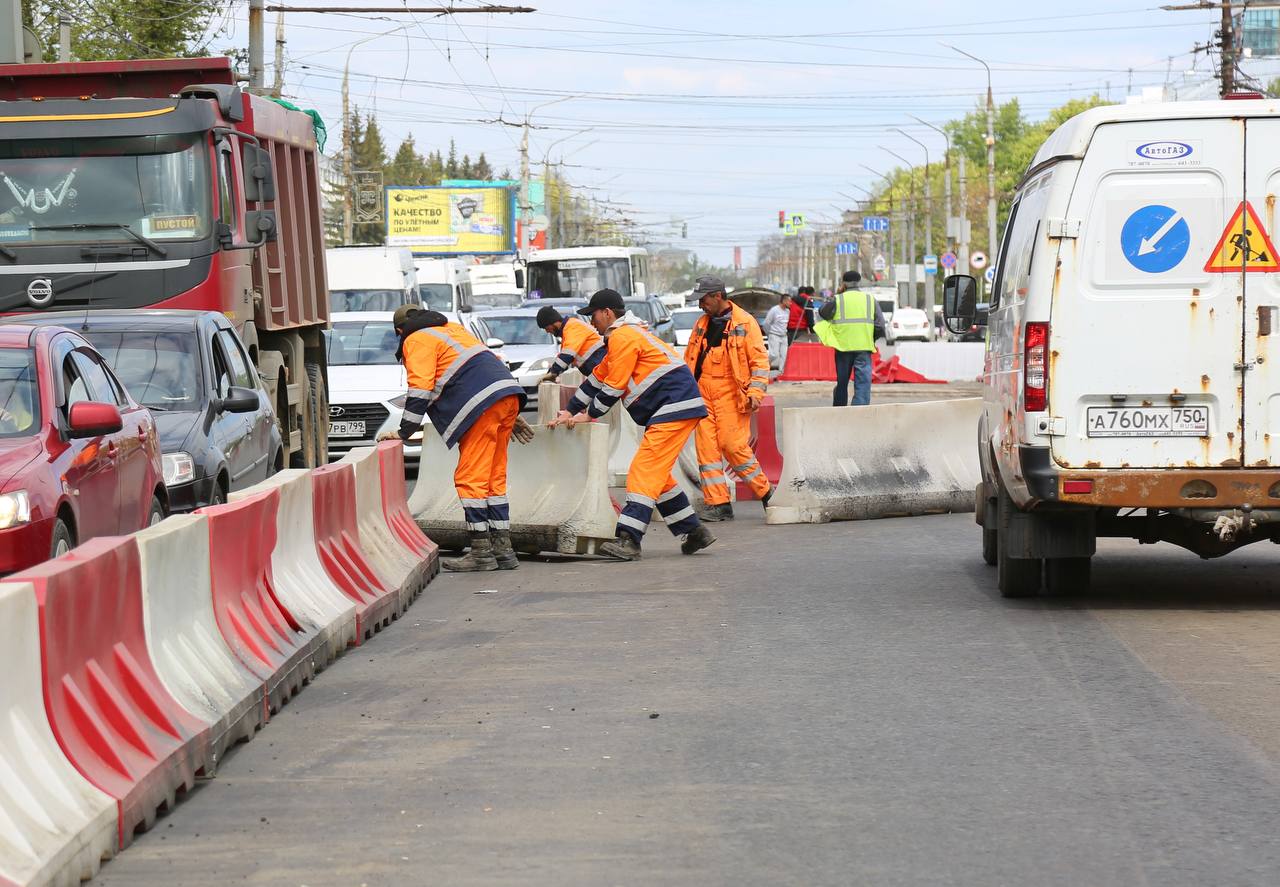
[100,510,1280,886]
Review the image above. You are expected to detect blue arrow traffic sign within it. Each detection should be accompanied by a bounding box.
[835,241,859,255]
[863,217,889,232]
[1120,204,1190,273]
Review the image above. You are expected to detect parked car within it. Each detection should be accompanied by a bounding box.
[473,308,560,404]
[886,306,934,343]
[671,307,703,347]
[0,323,166,573]
[519,297,587,313]
[626,296,676,344]
[16,311,282,511]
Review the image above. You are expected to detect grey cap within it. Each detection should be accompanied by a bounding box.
[841,270,861,285]
[693,275,727,296]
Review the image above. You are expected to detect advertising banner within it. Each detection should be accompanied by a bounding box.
[385,185,515,254]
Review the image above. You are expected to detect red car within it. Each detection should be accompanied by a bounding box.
[0,324,166,573]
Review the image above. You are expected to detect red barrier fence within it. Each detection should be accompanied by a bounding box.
[735,396,784,501]
[778,343,944,384]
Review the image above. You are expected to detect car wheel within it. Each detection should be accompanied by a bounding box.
[48,518,74,560]
[147,495,165,527]
[997,484,1042,598]
[209,482,227,507]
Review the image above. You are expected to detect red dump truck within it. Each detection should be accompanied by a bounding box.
[0,57,329,466]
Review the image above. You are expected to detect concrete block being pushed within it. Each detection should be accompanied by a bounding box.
[0,582,116,887]
[409,421,616,555]
[766,398,982,524]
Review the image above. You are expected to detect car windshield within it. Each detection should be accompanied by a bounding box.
[330,290,406,313]
[877,300,896,315]
[86,331,202,411]
[326,321,400,366]
[672,311,700,331]
[472,291,523,309]
[0,133,211,245]
[478,316,554,346]
[526,257,631,300]
[0,348,39,436]
[627,301,656,325]
[418,283,453,311]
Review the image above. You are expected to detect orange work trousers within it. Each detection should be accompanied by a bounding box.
[618,416,701,541]
[454,395,520,531]
[695,375,771,506]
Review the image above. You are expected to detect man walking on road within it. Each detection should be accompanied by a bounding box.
[683,276,774,521]
[535,305,606,382]
[762,293,792,379]
[815,270,885,407]
[787,287,812,344]
[379,305,533,572]
[549,288,715,561]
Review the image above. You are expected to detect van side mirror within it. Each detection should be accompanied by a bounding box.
[943,274,978,334]
[514,269,525,290]
[242,143,276,202]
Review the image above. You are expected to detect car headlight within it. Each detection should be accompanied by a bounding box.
[163,452,195,486]
[389,394,408,408]
[525,357,553,373]
[0,490,31,529]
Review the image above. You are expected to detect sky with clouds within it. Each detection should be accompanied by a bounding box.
[220,1,1224,265]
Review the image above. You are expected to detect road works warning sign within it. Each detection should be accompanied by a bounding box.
[1204,201,1280,273]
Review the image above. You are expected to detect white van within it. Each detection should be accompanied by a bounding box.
[944,98,1280,597]
[326,246,418,313]
[415,258,474,315]
[467,262,525,309]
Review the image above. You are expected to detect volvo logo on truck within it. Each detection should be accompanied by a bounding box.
[1135,141,1193,160]
[26,278,53,307]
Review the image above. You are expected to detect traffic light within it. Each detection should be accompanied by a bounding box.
[778,210,785,229]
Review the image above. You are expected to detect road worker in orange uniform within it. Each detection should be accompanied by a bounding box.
[378,305,532,572]
[548,288,715,561]
[535,306,606,381]
[683,275,774,521]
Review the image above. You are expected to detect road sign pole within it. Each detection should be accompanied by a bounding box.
[958,153,969,277]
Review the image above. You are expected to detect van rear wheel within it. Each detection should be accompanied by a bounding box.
[997,485,1042,598]
[1045,557,1091,595]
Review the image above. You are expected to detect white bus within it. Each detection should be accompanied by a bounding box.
[524,246,652,301]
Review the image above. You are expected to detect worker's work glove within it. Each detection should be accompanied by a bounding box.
[746,397,762,413]
[548,410,589,429]
[513,416,535,444]
[538,372,557,385]
[376,429,402,443]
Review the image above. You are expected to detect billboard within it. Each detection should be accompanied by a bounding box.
[384,185,515,255]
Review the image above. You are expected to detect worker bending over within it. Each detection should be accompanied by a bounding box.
[683,276,773,521]
[378,305,532,572]
[549,288,715,561]
[536,306,606,382]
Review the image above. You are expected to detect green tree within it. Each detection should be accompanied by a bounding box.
[1266,76,1280,98]
[445,140,460,179]
[22,0,225,62]
[387,135,427,186]
[474,152,495,181]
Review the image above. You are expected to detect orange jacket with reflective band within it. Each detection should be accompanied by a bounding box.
[683,301,770,408]
[568,322,707,426]
[550,315,606,376]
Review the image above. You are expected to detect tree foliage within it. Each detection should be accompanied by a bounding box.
[21,0,225,61]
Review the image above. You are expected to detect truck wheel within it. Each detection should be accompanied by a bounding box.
[997,485,1042,598]
[290,369,314,469]
[1045,557,1091,595]
[307,362,328,465]
[982,526,998,566]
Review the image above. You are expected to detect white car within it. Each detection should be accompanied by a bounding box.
[886,306,934,343]
[671,307,703,347]
[325,311,504,465]
[473,307,561,407]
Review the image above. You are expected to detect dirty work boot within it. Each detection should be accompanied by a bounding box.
[490,529,520,570]
[681,525,717,556]
[599,534,643,561]
[443,532,499,572]
[761,487,773,510]
[697,502,735,522]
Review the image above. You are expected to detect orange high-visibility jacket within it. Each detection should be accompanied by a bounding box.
[568,321,707,426]
[683,301,770,410]
[550,315,606,376]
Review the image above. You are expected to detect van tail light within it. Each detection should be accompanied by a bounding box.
[1024,322,1049,412]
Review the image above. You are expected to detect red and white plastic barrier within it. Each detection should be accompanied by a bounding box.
[340,447,427,610]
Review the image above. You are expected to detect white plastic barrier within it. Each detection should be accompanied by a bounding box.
[134,515,266,773]
[889,341,986,382]
[0,582,116,887]
[409,421,616,555]
[339,447,429,608]
[229,471,358,663]
[766,398,982,524]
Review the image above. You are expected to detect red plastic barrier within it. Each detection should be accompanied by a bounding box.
[778,343,945,384]
[376,441,440,577]
[735,395,784,501]
[872,353,946,384]
[200,490,321,713]
[312,461,400,641]
[6,537,211,849]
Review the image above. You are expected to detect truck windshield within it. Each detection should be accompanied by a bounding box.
[86,331,202,411]
[330,290,405,313]
[0,133,211,246]
[0,348,39,437]
[479,316,554,346]
[418,283,453,312]
[527,258,631,300]
[326,321,400,366]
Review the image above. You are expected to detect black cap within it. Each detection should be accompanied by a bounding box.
[577,288,626,316]
[693,275,726,296]
[536,305,563,328]
[842,270,861,284]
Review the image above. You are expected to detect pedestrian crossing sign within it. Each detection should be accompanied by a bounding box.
[1204,201,1280,273]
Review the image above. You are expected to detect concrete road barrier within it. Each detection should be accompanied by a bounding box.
[340,447,429,609]
[135,515,266,775]
[0,582,116,887]
[766,398,982,524]
[230,471,359,665]
[409,421,616,555]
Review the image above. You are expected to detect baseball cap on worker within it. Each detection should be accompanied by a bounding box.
[535,305,563,328]
[842,270,861,285]
[693,275,726,296]
[577,288,626,316]
[393,304,420,327]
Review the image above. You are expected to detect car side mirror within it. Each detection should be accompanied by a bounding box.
[485,337,505,350]
[514,269,525,289]
[634,281,647,298]
[943,274,978,334]
[220,385,259,414]
[67,401,123,438]
[242,143,276,202]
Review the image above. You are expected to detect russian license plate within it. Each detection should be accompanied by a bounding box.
[1086,406,1209,438]
[330,420,366,438]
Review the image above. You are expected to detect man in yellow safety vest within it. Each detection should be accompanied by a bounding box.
[815,270,885,406]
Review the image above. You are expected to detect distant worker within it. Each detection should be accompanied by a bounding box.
[683,275,773,521]
[762,292,792,379]
[378,305,533,572]
[535,305,606,382]
[787,286,812,344]
[548,288,715,561]
[815,270,886,407]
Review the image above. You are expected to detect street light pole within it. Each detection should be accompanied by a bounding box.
[342,27,406,244]
[518,96,576,260]
[883,147,918,307]
[910,114,953,258]
[946,44,997,259]
[861,164,896,283]
[896,128,932,310]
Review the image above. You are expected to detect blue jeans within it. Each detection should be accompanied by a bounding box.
[833,350,872,406]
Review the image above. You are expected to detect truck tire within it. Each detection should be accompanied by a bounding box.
[982,526,998,567]
[307,362,328,465]
[290,368,314,469]
[1045,557,1091,595]
[997,485,1042,598]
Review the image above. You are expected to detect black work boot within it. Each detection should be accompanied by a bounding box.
[490,530,520,570]
[599,534,643,561]
[761,487,773,510]
[697,502,735,522]
[443,532,499,572]
[681,525,717,555]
